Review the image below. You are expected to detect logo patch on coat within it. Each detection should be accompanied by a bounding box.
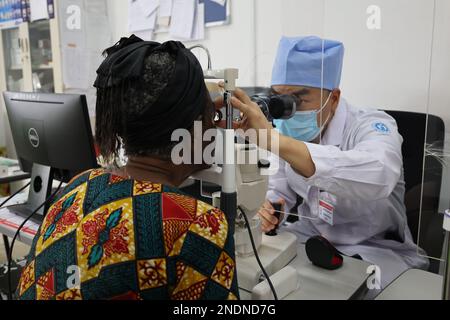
[372,122,390,134]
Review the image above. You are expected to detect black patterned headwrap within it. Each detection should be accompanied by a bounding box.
[94,35,207,159]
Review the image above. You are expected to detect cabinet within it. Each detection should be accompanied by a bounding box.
[0,0,111,157]
[0,2,63,157]
[0,14,63,94]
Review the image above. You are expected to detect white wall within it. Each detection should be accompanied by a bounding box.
[108,0,258,85]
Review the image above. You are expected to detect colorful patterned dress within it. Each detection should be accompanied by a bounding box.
[17,169,239,300]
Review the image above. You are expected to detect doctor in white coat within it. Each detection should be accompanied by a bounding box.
[228,36,429,289]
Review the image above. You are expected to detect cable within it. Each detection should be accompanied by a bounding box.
[238,206,278,300]
[7,180,63,300]
[7,179,63,300]
[0,182,31,209]
[0,182,31,300]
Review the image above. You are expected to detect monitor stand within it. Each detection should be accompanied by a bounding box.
[9,163,54,225]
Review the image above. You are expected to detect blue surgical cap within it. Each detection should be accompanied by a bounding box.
[271,36,345,91]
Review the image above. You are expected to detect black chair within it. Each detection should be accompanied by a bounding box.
[384,110,446,273]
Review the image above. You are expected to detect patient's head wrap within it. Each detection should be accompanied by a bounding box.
[94,35,207,156]
[271,36,345,91]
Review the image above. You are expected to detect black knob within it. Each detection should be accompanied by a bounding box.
[265,202,282,237]
[258,160,271,169]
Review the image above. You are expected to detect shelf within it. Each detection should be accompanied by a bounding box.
[32,64,53,70]
[7,66,23,71]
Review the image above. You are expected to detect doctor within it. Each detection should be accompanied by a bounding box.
[228,36,429,288]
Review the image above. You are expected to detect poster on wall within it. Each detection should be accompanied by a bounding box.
[204,0,230,27]
[132,0,231,39]
[29,0,54,22]
[58,0,112,115]
[0,0,54,29]
[0,0,28,29]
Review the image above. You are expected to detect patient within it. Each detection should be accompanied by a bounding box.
[16,35,239,300]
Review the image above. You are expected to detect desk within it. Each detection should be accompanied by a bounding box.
[1,167,31,267]
[376,269,443,300]
[0,182,63,247]
[239,244,371,300]
[1,192,372,300]
[0,205,39,246]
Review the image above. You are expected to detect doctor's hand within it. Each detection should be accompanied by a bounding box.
[214,84,275,144]
[258,199,286,233]
[215,84,316,178]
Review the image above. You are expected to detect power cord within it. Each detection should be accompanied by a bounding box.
[0,182,31,209]
[238,206,278,300]
[0,182,31,301]
[7,180,63,300]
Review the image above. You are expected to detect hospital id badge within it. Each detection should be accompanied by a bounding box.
[318,192,335,226]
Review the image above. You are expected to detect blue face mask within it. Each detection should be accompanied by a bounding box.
[274,92,332,142]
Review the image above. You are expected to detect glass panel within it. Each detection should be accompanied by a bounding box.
[420,0,449,266]
[421,138,448,263]
[320,0,444,272]
[29,19,54,92]
[2,27,23,91]
[252,0,443,285]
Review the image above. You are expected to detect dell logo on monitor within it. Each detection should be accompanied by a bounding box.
[28,128,40,148]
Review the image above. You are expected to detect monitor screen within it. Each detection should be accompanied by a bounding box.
[3,92,98,182]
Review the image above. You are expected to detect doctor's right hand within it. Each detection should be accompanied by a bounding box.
[258,199,286,233]
[215,84,275,139]
[216,84,317,178]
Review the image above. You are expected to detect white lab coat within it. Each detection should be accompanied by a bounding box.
[266,98,429,289]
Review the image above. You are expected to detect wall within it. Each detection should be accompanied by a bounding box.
[108,0,257,85]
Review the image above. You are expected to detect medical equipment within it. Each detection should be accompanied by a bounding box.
[251,94,297,122]
[189,45,298,298]
[443,210,450,299]
[265,202,283,236]
[305,236,343,270]
[213,93,297,125]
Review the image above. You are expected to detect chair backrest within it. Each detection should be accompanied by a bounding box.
[384,110,446,269]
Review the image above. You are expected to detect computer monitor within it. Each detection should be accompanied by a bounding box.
[3,92,99,219]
